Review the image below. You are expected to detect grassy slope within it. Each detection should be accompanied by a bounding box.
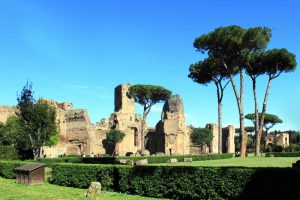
[0,178,163,200]
[151,155,300,167]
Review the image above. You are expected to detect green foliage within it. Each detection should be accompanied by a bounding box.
[106,130,125,145]
[50,163,117,190]
[126,85,172,110]
[265,151,300,157]
[0,160,30,179]
[188,57,228,85]
[0,145,19,160]
[194,26,271,65]
[50,163,300,200]
[16,82,58,159]
[0,116,22,146]
[36,154,233,166]
[285,144,300,152]
[118,153,233,164]
[245,113,283,132]
[190,128,213,147]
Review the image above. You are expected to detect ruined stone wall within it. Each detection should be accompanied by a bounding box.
[114,84,135,114]
[277,133,289,148]
[266,133,289,148]
[0,106,17,123]
[206,124,219,154]
[222,125,235,153]
[43,102,99,157]
[106,84,143,156]
[157,95,190,155]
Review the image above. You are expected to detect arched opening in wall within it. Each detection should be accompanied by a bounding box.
[134,128,138,146]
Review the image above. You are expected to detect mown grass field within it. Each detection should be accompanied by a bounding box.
[0,178,163,200]
[151,154,300,167]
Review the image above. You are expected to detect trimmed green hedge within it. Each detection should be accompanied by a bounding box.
[265,151,300,157]
[117,153,233,164]
[50,163,300,199]
[50,163,119,190]
[37,153,233,165]
[36,157,82,166]
[0,160,31,179]
[0,145,19,160]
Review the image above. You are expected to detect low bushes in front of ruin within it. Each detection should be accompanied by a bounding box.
[49,163,300,200]
[49,163,119,190]
[36,153,234,165]
[0,160,31,179]
[265,151,300,157]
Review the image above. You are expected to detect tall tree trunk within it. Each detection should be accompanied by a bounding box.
[239,70,247,158]
[33,149,39,160]
[140,114,147,155]
[252,77,261,156]
[218,101,223,154]
[257,77,272,151]
[225,65,247,158]
[215,81,223,154]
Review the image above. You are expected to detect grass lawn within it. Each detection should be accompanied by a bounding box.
[0,178,163,200]
[151,155,300,167]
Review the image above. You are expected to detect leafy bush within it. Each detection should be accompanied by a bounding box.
[272,145,284,152]
[50,163,300,199]
[117,153,234,164]
[36,157,117,166]
[0,145,19,160]
[36,153,233,165]
[50,163,118,190]
[265,151,300,157]
[284,144,300,152]
[0,160,30,179]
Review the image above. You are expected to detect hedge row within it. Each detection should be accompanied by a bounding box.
[117,153,233,164]
[0,160,31,179]
[0,145,19,160]
[50,163,300,199]
[265,151,300,157]
[37,153,234,165]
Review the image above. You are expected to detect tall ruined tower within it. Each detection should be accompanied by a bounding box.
[108,84,142,156]
[114,84,135,114]
[156,95,189,155]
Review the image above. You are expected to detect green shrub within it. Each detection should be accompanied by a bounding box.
[0,160,31,179]
[272,145,284,152]
[265,151,300,157]
[36,157,82,166]
[0,145,19,160]
[284,144,300,152]
[36,153,233,165]
[50,163,118,190]
[117,153,234,164]
[50,163,300,199]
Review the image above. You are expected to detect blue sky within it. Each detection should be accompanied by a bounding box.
[0,0,299,131]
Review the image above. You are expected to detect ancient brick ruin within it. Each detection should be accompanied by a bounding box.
[0,83,236,157]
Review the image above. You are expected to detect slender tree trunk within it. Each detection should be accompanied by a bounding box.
[239,70,247,158]
[215,81,223,154]
[257,77,272,152]
[33,149,39,160]
[141,113,147,155]
[225,65,247,158]
[251,77,261,156]
[218,101,223,154]
[115,142,119,156]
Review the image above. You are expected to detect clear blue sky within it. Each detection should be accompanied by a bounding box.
[0,0,299,131]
